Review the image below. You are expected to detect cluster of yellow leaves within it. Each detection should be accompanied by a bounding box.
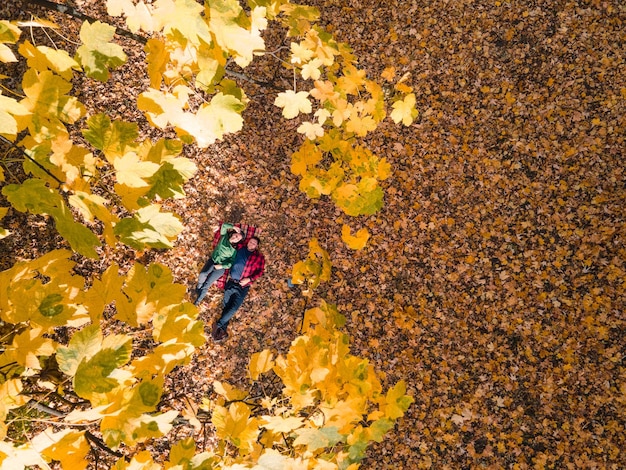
[0,250,205,465]
[0,20,197,257]
[278,27,415,224]
[196,301,413,468]
[0,246,411,469]
[290,237,332,297]
[106,0,269,146]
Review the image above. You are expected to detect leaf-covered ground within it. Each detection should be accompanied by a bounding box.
[2,0,625,468]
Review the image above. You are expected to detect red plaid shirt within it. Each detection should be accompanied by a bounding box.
[212,222,265,289]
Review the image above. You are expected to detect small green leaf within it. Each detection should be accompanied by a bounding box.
[137,380,161,407]
[73,336,132,398]
[38,293,64,317]
[114,205,183,250]
[293,427,330,452]
[52,205,100,259]
[145,162,186,199]
[367,418,394,442]
[2,179,100,258]
[57,324,103,376]
[76,21,127,81]
[83,113,138,158]
[2,178,63,213]
[331,178,384,216]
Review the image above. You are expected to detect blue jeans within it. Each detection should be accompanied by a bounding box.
[195,259,225,305]
[216,280,250,329]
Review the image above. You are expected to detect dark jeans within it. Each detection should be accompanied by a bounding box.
[216,279,250,329]
[195,259,225,305]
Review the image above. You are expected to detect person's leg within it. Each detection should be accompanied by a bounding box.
[196,258,215,291]
[195,260,225,305]
[216,282,249,330]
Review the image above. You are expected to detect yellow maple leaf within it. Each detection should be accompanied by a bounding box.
[68,191,118,247]
[18,42,80,80]
[260,415,304,434]
[337,64,366,95]
[290,41,314,64]
[152,0,211,44]
[106,0,156,33]
[314,108,331,124]
[0,92,30,141]
[377,157,392,180]
[331,98,352,126]
[212,402,260,451]
[346,113,376,137]
[208,0,266,67]
[5,327,56,370]
[145,39,168,89]
[0,20,21,63]
[249,350,274,381]
[297,121,324,140]
[390,93,417,126]
[32,429,90,470]
[192,92,245,146]
[394,81,413,93]
[139,87,244,147]
[310,80,339,103]
[291,139,322,176]
[341,224,370,250]
[301,28,337,66]
[365,80,387,122]
[274,90,311,119]
[138,85,190,129]
[113,151,160,187]
[381,380,414,419]
[301,57,323,80]
[320,397,364,433]
[381,66,396,81]
[21,69,85,126]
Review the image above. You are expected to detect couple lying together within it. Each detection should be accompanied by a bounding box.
[193,222,265,342]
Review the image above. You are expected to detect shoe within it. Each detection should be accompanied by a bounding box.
[212,324,228,342]
[191,288,201,306]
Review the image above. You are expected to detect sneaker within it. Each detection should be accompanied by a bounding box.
[212,325,228,342]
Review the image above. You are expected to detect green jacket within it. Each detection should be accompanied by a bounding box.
[210,223,238,268]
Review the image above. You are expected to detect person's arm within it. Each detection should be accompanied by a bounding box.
[240,253,265,286]
[212,221,239,248]
[220,222,234,235]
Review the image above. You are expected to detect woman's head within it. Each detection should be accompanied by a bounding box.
[228,230,243,244]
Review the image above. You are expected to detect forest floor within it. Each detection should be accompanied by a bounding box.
[2,0,625,468]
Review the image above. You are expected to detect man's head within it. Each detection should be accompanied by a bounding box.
[228,230,243,244]
[247,236,260,251]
